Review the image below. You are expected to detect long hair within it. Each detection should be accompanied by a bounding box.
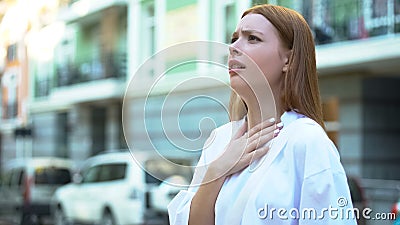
[229,4,325,129]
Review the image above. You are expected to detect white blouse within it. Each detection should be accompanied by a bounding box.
[168,111,357,225]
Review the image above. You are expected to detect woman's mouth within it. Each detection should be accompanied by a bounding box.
[230,64,246,69]
[228,61,246,75]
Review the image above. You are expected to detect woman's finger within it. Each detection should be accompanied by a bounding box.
[251,145,271,161]
[247,117,276,137]
[232,119,248,139]
[247,121,283,143]
[241,144,270,167]
[246,129,279,151]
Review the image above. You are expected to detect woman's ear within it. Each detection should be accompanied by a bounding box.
[282,50,292,73]
[282,64,288,73]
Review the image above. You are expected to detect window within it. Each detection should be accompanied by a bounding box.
[91,106,106,156]
[276,0,293,8]
[56,112,69,158]
[138,0,157,77]
[6,44,17,62]
[302,0,313,25]
[98,164,127,182]
[224,3,236,44]
[18,170,25,186]
[55,25,77,86]
[78,23,103,81]
[364,0,400,36]
[35,77,50,98]
[9,169,24,187]
[34,168,71,185]
[310,0,366,43]
[252,0,268,6]
[141,0,156,59]
[214,0,240,63]
[82,165,101,183]
[396,0,400,32]
[2,70,18,119]
[253,0,292,7]
[1,172,12,187]
[34,58,54,98]
[372,0,387,17]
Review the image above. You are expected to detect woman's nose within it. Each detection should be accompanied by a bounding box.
[229,44,241,56]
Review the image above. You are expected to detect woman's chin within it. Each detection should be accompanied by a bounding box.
[230,81,248,96]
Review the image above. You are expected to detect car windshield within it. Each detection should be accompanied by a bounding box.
[82,163,127,183]
[34,167,71,185]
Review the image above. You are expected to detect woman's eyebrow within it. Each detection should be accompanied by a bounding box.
[232,29,264,37]
[241,29,264,35]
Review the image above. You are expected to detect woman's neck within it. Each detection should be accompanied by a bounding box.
[245,95,283,130]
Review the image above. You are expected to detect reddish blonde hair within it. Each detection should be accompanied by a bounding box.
[229,4,325,129]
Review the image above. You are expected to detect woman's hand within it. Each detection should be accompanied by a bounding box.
[189,118,282,225]
[208,118,283,180]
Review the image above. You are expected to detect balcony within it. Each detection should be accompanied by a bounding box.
[310,0,400,75]
[59,0,128,23]
[306,0,400,45]
[31,51,126,112]
[56,52,126,87]
[35,78,51,98]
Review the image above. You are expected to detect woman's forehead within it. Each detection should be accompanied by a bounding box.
[235,13,273,33]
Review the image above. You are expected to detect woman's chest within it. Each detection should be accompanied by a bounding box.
[214,151,302,223]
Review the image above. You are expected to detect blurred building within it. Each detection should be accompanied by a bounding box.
[29,0,128,161]
[0,0,36,164]
[0,0,399,181]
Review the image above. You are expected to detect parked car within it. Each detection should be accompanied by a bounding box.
[149,175,189,213]
[347,176,367,225]
[0,157,74,225]
[51,150,193,225]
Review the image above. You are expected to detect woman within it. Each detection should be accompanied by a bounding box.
[168,4,356,225]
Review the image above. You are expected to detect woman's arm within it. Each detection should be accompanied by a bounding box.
[189,168,226,225]
[188,118,281,225]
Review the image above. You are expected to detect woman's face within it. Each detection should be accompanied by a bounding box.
[228,13,290,102]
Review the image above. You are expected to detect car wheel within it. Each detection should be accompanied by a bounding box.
[54,207,69,225]
[101,211,116,225]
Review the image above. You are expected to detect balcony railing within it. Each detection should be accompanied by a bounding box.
[35,78,51,98]
[301,0,400,45]
[55,52,127,87]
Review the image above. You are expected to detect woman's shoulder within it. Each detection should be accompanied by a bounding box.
[283,116,343,177]
[286,116,328,143]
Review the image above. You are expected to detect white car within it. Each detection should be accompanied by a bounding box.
[51,150,193,225]
[149,175,190,213]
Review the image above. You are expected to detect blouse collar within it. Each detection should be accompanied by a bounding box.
[280,110,306,127]
[240,110,306,128]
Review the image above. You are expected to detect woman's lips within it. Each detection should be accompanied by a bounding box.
[229,68,245,76]
[228,60,246,76]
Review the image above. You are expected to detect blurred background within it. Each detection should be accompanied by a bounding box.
[0,0,399,224]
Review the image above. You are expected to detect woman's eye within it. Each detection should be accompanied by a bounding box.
[231,37,238,43]
[248,35,261,41]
